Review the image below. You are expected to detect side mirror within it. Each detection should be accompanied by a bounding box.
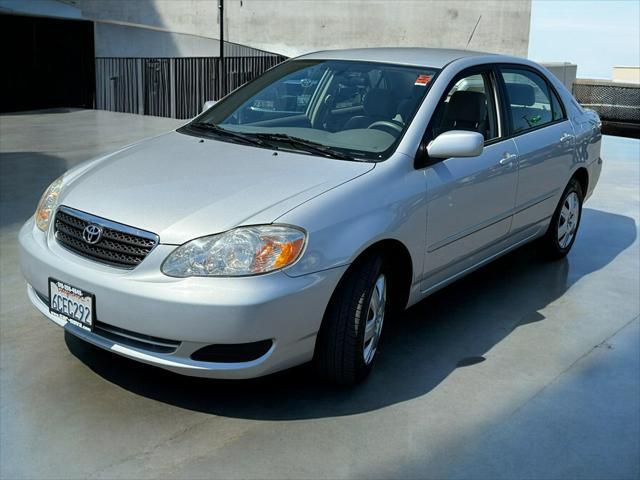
[202,100,217,113]
[427,130,484,159]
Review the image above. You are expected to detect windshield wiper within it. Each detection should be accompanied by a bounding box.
[254,133,354,160]
[190,122,269,148]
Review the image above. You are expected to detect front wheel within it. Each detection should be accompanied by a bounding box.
[314,256,387,385]
[540,178,583,259]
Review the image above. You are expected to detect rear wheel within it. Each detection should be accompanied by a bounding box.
[314,255,387,384]
[540,178,583,259]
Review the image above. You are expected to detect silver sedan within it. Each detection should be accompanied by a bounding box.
[19,48,602,384]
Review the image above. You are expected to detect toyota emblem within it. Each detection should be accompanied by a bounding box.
[82,224,103,244]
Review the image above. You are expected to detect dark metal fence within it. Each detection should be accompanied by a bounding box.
[96,55,286,119]
[573,79,640,123]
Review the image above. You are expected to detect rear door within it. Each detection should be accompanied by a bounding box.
[421,67,519,292]
[497,66,575,232]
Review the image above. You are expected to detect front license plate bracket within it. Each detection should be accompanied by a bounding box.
[48,278,95,331]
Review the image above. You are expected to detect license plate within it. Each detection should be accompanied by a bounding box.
[48,278,95,331]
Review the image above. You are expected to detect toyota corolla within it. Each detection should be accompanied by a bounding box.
[19,48,602,384]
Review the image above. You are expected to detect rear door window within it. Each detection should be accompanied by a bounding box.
[499,67,563,134]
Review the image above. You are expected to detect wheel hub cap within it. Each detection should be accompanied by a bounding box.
[558,192,580,249]
[363,274,386,365]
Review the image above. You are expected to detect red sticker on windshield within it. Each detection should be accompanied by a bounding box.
[415,74,432,86]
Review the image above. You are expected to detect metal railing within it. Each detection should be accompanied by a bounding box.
[96,55,287,119]
[573,78,640,123]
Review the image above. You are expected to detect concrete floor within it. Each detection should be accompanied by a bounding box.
[1,109,639,479]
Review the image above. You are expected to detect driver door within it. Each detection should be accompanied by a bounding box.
[420,68,519,292]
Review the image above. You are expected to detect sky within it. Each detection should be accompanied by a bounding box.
[528,0,640,79]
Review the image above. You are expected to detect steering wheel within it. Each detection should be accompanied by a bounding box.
[367,120,404,136]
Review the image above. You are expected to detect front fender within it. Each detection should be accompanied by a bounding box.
[279,155,427,282]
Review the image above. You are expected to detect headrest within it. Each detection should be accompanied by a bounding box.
[446,91,487,123]
[506,83,535,106]
[364,89,394,117]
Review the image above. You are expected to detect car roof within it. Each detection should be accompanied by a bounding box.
[294,47,506,69]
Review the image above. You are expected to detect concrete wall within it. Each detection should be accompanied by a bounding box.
[541,62,577,91]
[66,0,531,58]
[62,0,217,37]
[0,0,82,19]
[94,23,220,57]
[226,0,532,57]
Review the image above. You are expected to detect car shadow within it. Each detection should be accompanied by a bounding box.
[65,208,637,420]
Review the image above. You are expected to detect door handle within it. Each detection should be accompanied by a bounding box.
[499,152,517,166]
[560,132,574,143]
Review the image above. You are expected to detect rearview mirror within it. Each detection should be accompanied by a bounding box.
[427,130,484,159]
[202,100,217,113]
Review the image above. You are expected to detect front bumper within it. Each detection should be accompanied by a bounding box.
[19,218,346,379]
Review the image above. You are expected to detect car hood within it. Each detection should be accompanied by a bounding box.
[59,131,374,244]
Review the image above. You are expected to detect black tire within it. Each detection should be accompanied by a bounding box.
[314,255,386,385]
[540,178,583,259]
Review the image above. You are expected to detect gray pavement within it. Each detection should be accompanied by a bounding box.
[1,109,638,479]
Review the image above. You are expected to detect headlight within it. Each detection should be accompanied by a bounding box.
[35,176,64,231]
[161,225,306,277]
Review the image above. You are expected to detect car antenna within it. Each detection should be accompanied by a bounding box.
[466,15,482,50]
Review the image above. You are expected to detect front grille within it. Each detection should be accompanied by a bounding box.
[54,206,159,269]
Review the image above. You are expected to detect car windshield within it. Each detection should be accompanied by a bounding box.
[182,60,439,161]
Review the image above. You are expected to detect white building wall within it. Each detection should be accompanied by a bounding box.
[67,0,532,58]
[612,66,640,84]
